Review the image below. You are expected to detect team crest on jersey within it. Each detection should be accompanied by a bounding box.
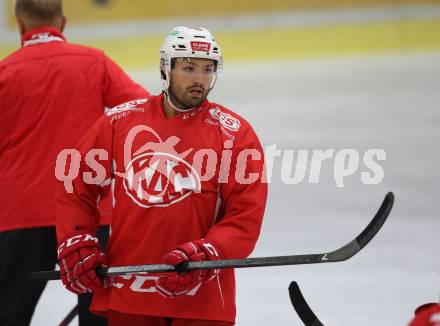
[120,126,201,208]
[209,108,240,132]
[106,99,148,116]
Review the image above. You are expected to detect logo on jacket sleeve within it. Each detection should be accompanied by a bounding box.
[209,108,241,132]
[106,99,148,116]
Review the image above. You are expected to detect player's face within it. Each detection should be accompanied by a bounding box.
[168,58,216,109]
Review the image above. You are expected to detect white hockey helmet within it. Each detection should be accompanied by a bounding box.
[160,26,223,90]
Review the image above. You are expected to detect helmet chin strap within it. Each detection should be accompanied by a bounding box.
[165,91,193,112]
[209,74,218,91]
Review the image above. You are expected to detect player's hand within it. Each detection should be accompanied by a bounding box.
[57,231,108,294]
[156,239,222,298]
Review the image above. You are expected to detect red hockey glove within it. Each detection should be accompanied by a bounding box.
[156,239,222,298]
[57,231,107,294]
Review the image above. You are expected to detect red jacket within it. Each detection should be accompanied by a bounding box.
[409,304,440,326]
[0,27,149,232]
[56,94,267,322]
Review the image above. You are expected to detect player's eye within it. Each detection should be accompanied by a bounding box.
[183,66,194,73]
[204,66,214,74]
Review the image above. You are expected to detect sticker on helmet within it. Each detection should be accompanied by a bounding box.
[190,41,211,52]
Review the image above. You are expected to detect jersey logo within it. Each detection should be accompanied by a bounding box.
[430,312,440,323]
[120,126,201,208]
[182,107,202,119]
[106,99,148,116]
[209,108,240,132]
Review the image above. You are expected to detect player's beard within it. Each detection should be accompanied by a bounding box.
[168,84,209,110]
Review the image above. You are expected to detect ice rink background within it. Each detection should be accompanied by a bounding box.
[30,52,440,325]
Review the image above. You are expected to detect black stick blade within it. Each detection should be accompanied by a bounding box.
[58,305,78,326]
[355,191,394,249]
[289,281,324,326]
[325,191,394,262]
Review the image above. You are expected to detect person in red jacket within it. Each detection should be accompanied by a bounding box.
[0,0,149,325]
[409,303,440,326]
[55,26,267,325]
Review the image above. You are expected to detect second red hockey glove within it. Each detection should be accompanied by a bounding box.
[57,231,108,294]
[156,239,222,298]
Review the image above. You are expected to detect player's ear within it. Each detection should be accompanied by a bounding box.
[16,16,26,36]
[60,16,66,33]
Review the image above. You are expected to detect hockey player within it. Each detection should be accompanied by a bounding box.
[0,0,149,325]
[55,26,267,325]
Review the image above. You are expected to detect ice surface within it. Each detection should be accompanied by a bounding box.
[31,52,440,325]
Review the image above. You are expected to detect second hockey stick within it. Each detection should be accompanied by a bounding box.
[58,304,78,326]
[30,192,394,281]
[289,281,324,326]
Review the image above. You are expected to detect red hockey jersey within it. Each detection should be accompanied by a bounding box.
[56,94,267,323]
[0,27,149,232]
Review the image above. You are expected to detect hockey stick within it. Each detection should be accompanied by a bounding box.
[289,281,324,326]
[58,304,78,326]
[30,192,394,281]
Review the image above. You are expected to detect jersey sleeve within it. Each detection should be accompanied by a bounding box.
[56,116,113,241]
[101,54,150,107]
[205,123,267,259]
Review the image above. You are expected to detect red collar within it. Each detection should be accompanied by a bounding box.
[21,27,65,48]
